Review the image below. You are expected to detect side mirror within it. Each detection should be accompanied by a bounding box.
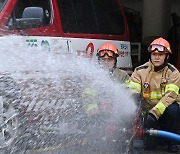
[16,7,44,29]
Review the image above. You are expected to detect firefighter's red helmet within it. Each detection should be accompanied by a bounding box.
[148,37,172,54]
[97,42,119,58]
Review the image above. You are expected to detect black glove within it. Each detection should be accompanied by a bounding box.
[145,113,157,129]
[132,93,143,106]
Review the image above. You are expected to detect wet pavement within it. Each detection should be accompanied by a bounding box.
[25,140,180,154]
[144,145,180,154]
[1,138,178,154]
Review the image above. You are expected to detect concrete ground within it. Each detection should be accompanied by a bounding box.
[2,133,179,154]
[144,145,180,154]
[26,141,180,154]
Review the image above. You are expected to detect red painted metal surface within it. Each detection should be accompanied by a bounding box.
[0,0,129,41]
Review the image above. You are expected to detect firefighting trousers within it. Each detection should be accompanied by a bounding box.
[159,102,180,134]
[145,102,180,148]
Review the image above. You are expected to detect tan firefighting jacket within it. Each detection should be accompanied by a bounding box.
[126,61,180,119]
[110,68,130,84]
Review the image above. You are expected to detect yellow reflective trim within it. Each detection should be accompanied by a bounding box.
[161,89,165,95]
[167,47,171,50]
[155,102,166,114]
[143,89,168,100]
[142,91,163,99]
[86,103,98,114]
[165,84,179,95]
[125,80,141,93]
[82,88,96,97]
[150,91,162,99]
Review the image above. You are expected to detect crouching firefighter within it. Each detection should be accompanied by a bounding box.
[96,42,129,84]
[83,42,130,116]
[126,37,180,153]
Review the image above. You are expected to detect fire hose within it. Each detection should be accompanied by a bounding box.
[146,130,180,142]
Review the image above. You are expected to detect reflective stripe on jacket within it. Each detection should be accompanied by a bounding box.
[127,61,180,115]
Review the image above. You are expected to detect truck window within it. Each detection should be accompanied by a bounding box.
[57,0,125,35]
[93,0,125,35]
[57,0,97,34]
[7,0,51,29]
[0,0,7,12]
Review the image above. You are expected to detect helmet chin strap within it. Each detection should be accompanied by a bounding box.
[113,58,117,68]
[108,59,117,75]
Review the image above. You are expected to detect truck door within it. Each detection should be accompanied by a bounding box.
[5,0,61,36]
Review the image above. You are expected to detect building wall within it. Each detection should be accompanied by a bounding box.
[121,0,143,14]
[121,0,180,39]
[142,0,171,39]
[122,0,180,18]
[171,0,180,17]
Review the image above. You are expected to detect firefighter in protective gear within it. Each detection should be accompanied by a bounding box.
[83,42,129,116]
[79,43,130,140]
[97,42,129,84]
[126,37,180,153]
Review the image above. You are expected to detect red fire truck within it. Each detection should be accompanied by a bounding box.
[0,0,132,73]
[0,0,134,153]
